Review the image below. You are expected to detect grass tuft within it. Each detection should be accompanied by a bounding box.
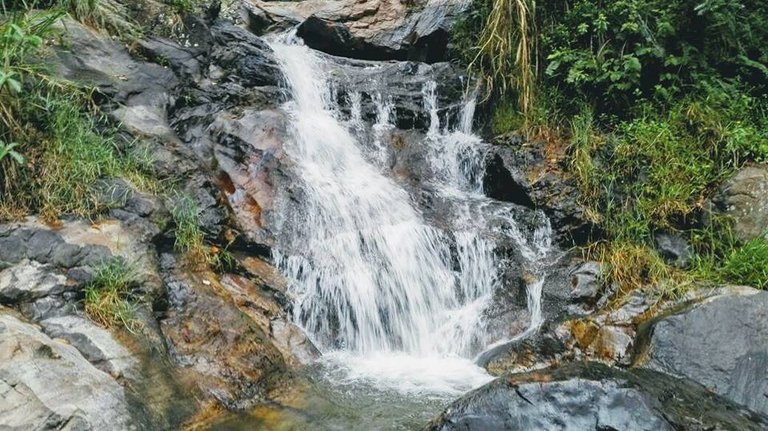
[84,258,140,332]
[169,193,207,260]
[721,237,768,289]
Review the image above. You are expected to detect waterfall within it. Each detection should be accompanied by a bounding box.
[268,34,552,396]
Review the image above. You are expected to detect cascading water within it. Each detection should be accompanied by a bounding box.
[268,34,554,396]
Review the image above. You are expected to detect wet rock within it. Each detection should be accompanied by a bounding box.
[210,108,289,244]
[427,362,768,431]
[0,260,70,304]
[586,325,634,365]
[482,152,535,208]
[711,164,768,243]
[0,312,141,430]
[40,315,136,379]
[207,21,281,89]
[654,231,692,268]
[483,136,599,246]
[606,289,652,325]
[157,254,289,410]
[638,287,768,416]
[477,327,569,376]
[219,273,319,368]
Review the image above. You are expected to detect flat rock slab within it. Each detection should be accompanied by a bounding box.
[640,287,768,416]
[427,362,768,430]
[41,315,137,379]
[0,260,69,304]
[0,312,139,430]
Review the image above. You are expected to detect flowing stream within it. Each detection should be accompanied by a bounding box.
[265,33,554,410]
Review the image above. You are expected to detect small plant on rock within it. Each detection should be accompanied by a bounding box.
[169,192,207,261]
[84,258,140,332]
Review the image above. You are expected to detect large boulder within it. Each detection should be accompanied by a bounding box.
[0,312,143,430]
[241,0,469,62]
[426,362,768,431]
[712,165,768,242]
[638,286,768,416]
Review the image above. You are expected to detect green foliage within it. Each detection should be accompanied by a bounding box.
[721,237,768,289]
[62,0,136,35]
[84,258,140,331]
[0,140,23,165]
[0,6,155,220]
[571,91,768,292]
[541,0,768,115]
[453,0,536,117]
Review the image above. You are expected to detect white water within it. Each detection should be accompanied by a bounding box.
[268,34,552,396]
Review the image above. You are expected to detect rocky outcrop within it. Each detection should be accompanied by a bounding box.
[0,312,143,430]
[239,0,469,62]
[711,164,768,242]
[156,253,292,410]
[427,362,768,431]
[483,134,599,246]
[637,286,768,416]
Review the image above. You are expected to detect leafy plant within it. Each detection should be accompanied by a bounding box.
[0,140,24,165]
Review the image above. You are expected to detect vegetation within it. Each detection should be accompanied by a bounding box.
[169,192,208,258]
[0,5,155,220]
[454,0,768,294]
[84,258,140,331]
[720,237,768,289]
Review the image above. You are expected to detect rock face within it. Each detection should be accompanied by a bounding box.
[426,362,768,431]
[483,135,599,246]
[0,312,142,430]
[638,287,768,416]
[242,0,469,62]
[713,165,768,242]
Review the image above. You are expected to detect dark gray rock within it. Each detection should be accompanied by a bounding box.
[654,231,692,268]
[53,18,178,108]
[294,0,468,63]
[483,136,599,246]
[209,22,281,88]
[711,165,768,243]
[427,362,768,431]
[0,226,112,269]
[639,287,768,416]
